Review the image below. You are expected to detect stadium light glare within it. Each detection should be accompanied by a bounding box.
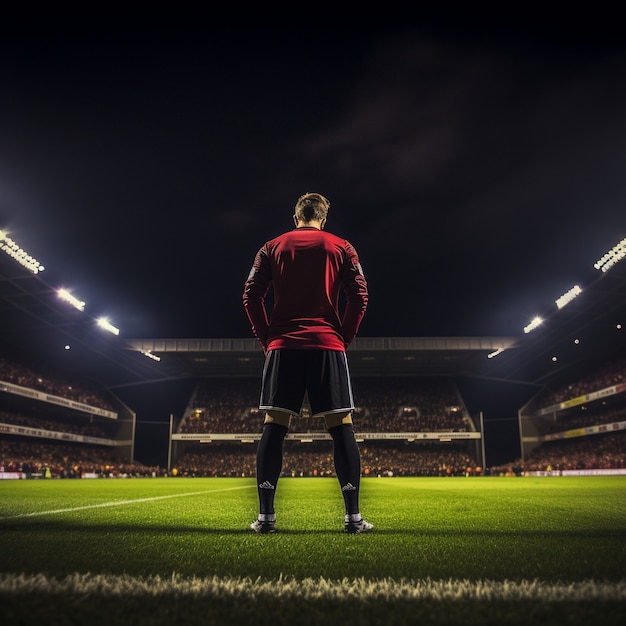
[141,350,161,362]
[523,316,543,334]
[0,229,45,274]
[487,348,504,358]
[555,285,582,310]
[97,317,120,335]
[57,288,86,311]
[594,237,626,272]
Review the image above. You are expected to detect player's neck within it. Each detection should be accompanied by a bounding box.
[295,219,324,230]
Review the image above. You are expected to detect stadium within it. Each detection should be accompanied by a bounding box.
[1,227,625,624]
[2,230,625,479]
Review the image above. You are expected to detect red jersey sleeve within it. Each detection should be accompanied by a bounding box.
[242,244,272,349]
[340,242,368,346]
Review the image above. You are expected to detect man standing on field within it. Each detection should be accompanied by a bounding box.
[242,192,373,534]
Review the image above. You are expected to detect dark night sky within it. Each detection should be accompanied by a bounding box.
[2,18,626,345]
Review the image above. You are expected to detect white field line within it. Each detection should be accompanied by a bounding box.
[0,573,624,602]
[0,485,255,520]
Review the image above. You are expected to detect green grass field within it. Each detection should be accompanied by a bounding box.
[1,476,625,625]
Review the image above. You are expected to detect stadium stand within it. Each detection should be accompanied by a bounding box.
[490,356,626,475]
[3,350,626,478]
[0,357,162,478]
[171,376,481,477]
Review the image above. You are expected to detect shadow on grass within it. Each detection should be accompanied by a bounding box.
[2,519,625,538]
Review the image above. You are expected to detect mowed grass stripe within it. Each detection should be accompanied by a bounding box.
[1,484,256,519]
[1,573,625,602]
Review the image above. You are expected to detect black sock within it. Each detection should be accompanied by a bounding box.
[256,422,288,515]
[328,423,361,515]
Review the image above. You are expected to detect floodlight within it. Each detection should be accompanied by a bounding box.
[97,317,120,335]
[523,316,543,334]
[594,237,626,272]
[555,285,581,310]
[0,230,45,274]
[57,288,86,311]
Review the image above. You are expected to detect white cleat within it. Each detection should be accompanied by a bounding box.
[250,519,276,534]
[344,518,374,534]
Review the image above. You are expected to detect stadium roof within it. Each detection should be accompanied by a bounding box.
[1,248,625,391]
[122,336,518,382]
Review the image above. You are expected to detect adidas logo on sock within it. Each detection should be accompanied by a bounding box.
[258,481,275,490]
[341,482,357,491]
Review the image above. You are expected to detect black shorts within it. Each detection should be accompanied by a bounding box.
[259,349,354,417]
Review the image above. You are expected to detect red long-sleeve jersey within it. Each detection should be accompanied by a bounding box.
[242,227,368,351]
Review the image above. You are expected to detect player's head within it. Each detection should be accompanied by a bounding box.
[294,192,330,224]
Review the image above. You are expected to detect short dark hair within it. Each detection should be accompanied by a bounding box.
[295,192,330,223]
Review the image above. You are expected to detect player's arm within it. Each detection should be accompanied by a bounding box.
[340,243,368,346]
[242,247,272,349]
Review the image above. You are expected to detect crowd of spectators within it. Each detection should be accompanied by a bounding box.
[0,439,164,478]
[533,357,626,408]
[1,410,114,439]
[533,406,626,435]
[172,377,478,477]
[351,377,469,432]
[359,442,481,477]
[178,376,471,435]
[490,431,625,475]
[180,378,261,434]
[172,441,480,478]
[0,357,115,412]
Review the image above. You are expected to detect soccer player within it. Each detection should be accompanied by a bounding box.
[242,192,373,534]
